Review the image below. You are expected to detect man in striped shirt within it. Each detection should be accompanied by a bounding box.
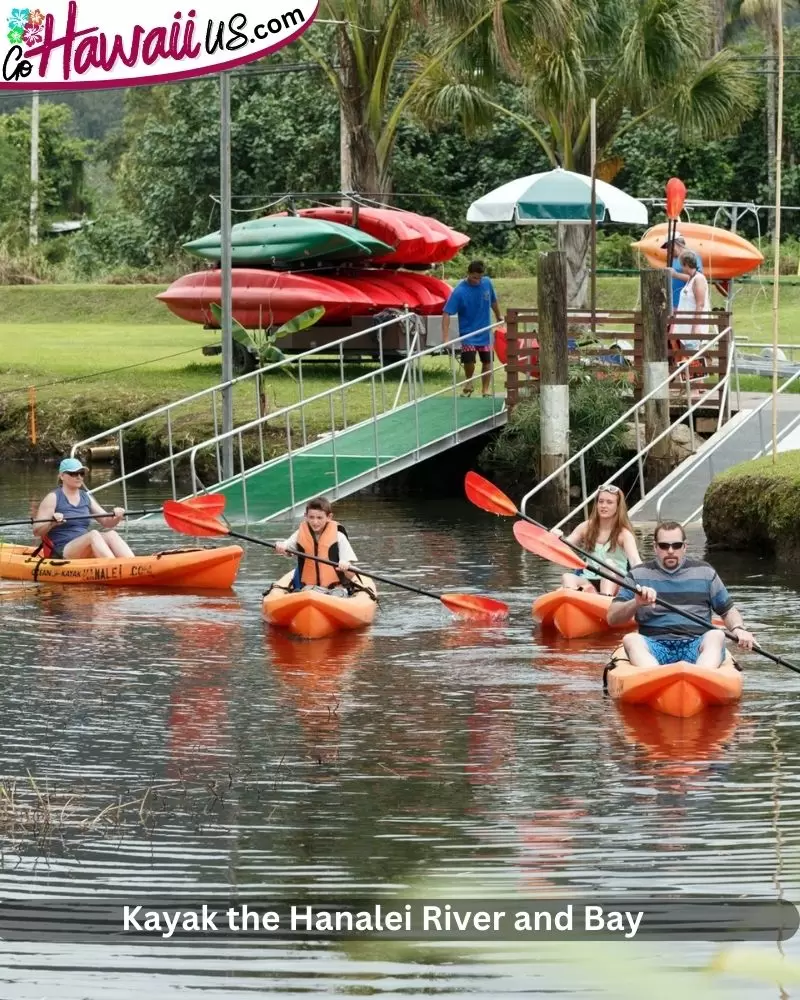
[607,521,755,668]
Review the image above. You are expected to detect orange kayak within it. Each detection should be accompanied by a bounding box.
[606,643,742,718]
[0,543,243,589]
[631,222,763,279]
[262,571,377,639]
[533,588,634,639]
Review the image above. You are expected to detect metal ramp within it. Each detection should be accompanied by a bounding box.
[199,394,503,522]
[70,313,506,523]
[628,382,800,525]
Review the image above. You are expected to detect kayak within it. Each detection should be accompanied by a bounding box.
[631,222,763,279]
[533,588,725,640]
[0,543,243,589]
[605,643,742,718]
[533,588,634,639]
[159,268,450,329]
[262,571,377,639]
[290,207,470,265]
[183,217,394,267]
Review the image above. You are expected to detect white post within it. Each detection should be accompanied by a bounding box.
[220,72,234,481]
[29,91,39,247]
[771,1,784,462]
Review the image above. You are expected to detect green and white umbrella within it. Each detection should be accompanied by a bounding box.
[467,167,648,226]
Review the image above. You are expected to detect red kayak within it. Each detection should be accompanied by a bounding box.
[290,207,469,266]
[159,268,452,327]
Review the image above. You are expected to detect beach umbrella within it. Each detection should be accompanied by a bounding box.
[466,167,648,226]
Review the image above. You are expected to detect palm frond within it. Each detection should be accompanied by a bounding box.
[670,48,758,138]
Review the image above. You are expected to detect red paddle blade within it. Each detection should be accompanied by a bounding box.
[464,471,518,517]
[440,593,509,619]
[184,494,226,515]
[665,177,687,219]
[163,501,230,538]
[512,520,586,571]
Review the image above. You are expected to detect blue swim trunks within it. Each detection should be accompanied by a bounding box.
[643,636,725,666]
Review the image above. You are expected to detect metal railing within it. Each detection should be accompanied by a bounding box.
[657,366,800,525]
[70,313,417,510]
[186,323,505,523]
[519,328,735,529]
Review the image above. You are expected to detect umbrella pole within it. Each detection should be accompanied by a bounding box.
[590,98,597,336]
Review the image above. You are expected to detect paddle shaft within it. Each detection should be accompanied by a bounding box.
[226,528,453,602]
[548,535,800,674]
[0,508,175,529]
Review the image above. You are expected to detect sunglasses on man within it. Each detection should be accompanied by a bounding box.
[656,541,685,551]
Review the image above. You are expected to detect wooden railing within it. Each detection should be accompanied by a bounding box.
[505,308,732,411]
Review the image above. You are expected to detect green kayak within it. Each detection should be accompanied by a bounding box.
[183,216,394,266]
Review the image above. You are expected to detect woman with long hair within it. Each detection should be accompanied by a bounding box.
[33,457,135,559]
[557,485,641,596]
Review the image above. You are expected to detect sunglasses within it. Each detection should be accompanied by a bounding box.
[597,485,621,495]
[656,541,685,551]
[64,470,85,477]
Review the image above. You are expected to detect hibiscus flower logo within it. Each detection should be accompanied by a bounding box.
[6,8,47,46]
[7,7,28,43]
[27,7,44,25]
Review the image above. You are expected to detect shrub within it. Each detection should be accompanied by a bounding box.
[478,368,631,502]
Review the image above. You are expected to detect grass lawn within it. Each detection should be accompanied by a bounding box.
[0,277,798,460]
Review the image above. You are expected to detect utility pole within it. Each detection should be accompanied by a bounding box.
[220,72,234,481]
[29,91,39,247]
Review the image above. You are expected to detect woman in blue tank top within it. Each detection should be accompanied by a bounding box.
[33,457,135,559]
[555,485,641,596]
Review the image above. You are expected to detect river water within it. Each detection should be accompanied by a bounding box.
[0,467,799,998]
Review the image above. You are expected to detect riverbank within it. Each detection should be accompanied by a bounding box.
[2,278,800,465]
[704,452,800,561]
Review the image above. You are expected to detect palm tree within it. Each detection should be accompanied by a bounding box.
[414,0,757,305]
[298,0,567,197]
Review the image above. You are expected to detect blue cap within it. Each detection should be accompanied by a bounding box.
[59,457,88,474]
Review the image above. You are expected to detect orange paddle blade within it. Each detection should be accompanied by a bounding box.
[184,494,226,515]
[163,501,230,538]
[440,593,509,618]
[464,471,518,517]
[512,521,586,571]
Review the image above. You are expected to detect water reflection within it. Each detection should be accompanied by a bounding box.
[0,481,798,997]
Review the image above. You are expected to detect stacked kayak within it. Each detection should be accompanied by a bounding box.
[183,217,394,268]
[632,222,763,279]
[262,571,378,639]
[533,588,633,639]
[162,206,468,330]
[606,643,742,718]
[159,268,454,329]
[0,543,243,589]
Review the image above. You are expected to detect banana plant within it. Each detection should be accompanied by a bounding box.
[209,303,326,378]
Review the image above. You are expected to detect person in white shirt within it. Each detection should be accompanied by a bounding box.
[275,496,358,594]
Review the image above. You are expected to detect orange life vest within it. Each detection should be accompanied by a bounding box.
[296,520,347,589]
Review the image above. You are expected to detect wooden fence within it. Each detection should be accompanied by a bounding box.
[504,308,732,411]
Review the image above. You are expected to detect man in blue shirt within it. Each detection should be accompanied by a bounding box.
[606,521,755,668]
[662,232,703,309]
[442,260,503,396]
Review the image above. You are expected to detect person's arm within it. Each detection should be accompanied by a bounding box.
[553,521,585,545]
[275,529,299,556]
[442,312,451,345]
[32,492,59,539]
[606,583,657,626]
[710,572,755,650]
[691,274,710,334]
[337,533,358,578]
[722,607,755,650]
[490,282,502,323]
[620,529,642,569]
[89,494,124,528]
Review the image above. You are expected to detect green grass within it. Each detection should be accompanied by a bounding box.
[0,276,797,461]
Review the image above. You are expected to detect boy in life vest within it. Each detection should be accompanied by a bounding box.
[275,496,358,595]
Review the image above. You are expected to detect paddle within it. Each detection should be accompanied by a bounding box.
[0,494,225,529]
[466,470,636,582]
[513,520,800,675]
[162,501,509,620]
